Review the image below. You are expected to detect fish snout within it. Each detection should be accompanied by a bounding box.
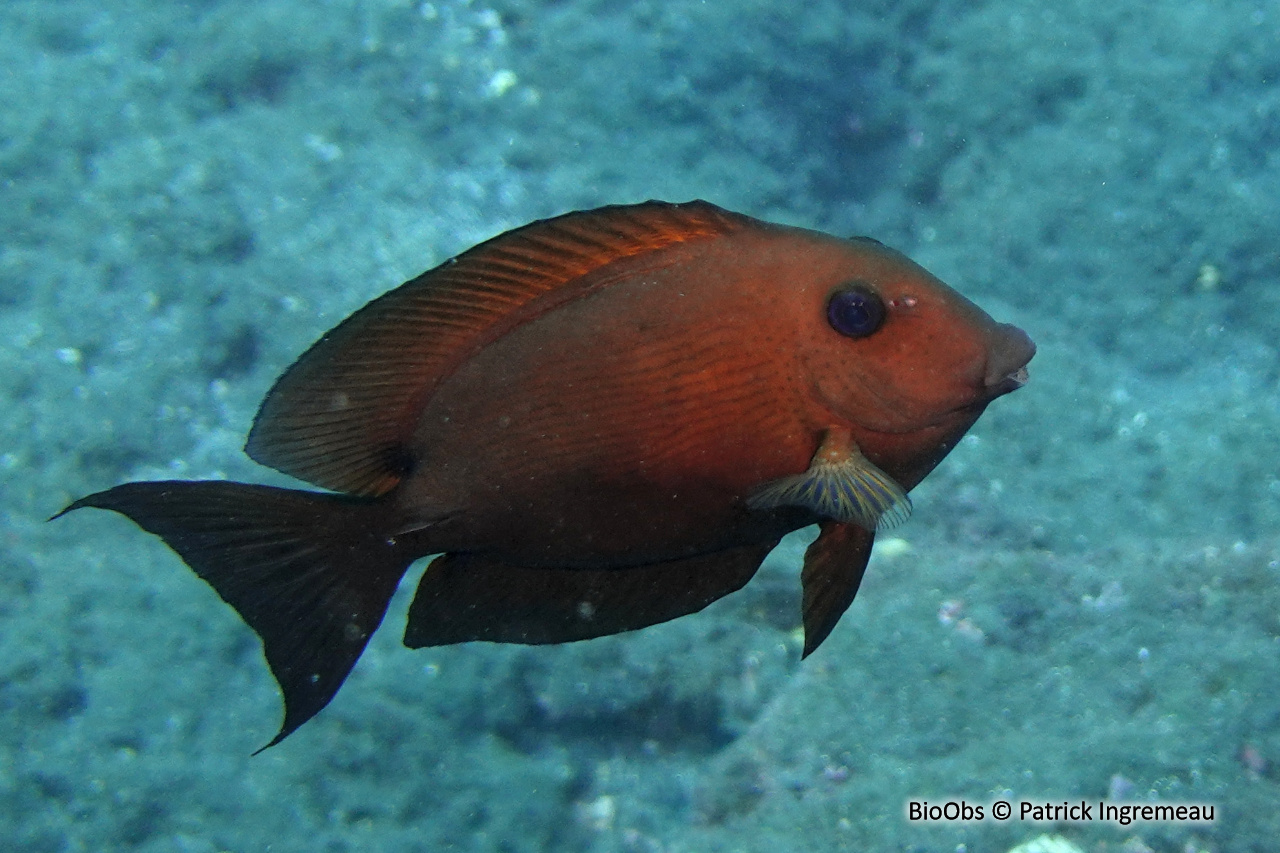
[983,323,1036,396]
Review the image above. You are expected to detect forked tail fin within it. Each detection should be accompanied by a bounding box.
[54,481,414,750]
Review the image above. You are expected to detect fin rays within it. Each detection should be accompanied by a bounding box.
[748,453,911,531]
[56,481,414,750]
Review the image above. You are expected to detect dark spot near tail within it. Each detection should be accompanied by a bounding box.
[382,444,416,478]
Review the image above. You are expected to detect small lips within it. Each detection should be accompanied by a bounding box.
[986,365,1030,397]
[982,324,1035,397]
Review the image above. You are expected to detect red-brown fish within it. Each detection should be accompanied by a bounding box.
[57,200,1034,748]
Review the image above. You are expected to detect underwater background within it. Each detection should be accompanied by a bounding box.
[4,0,1280,850]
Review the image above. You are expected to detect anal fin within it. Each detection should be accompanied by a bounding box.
[404,543,776,647]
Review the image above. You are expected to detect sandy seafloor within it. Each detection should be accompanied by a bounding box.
[4,0,1280,850]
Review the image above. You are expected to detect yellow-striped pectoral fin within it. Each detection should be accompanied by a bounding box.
[747,428,911,531]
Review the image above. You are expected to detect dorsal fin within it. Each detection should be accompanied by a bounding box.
[245,200,750,496]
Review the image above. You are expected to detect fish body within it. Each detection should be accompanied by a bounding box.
[57,201,1034,747]
[399,222,999,564]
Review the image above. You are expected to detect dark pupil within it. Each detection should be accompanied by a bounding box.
[827,286,885,338]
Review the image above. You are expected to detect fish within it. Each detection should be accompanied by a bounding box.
[55,200,1035,748]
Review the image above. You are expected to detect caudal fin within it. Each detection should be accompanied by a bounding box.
[54,481,413,750]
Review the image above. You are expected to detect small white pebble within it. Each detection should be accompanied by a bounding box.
[875,537,912,559]
[485,69,518,98]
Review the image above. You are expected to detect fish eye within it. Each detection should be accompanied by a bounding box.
[826,283,886,339]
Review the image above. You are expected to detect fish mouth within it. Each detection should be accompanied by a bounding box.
[985,364,1030,397]
[981,323,1035,399]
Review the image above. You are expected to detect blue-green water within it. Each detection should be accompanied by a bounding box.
[4,1,1279,850]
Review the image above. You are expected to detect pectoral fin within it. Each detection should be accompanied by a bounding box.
[799,521,875,657]
[747,428,911,531]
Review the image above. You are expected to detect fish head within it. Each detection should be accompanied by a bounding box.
[797,235,1035,450]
